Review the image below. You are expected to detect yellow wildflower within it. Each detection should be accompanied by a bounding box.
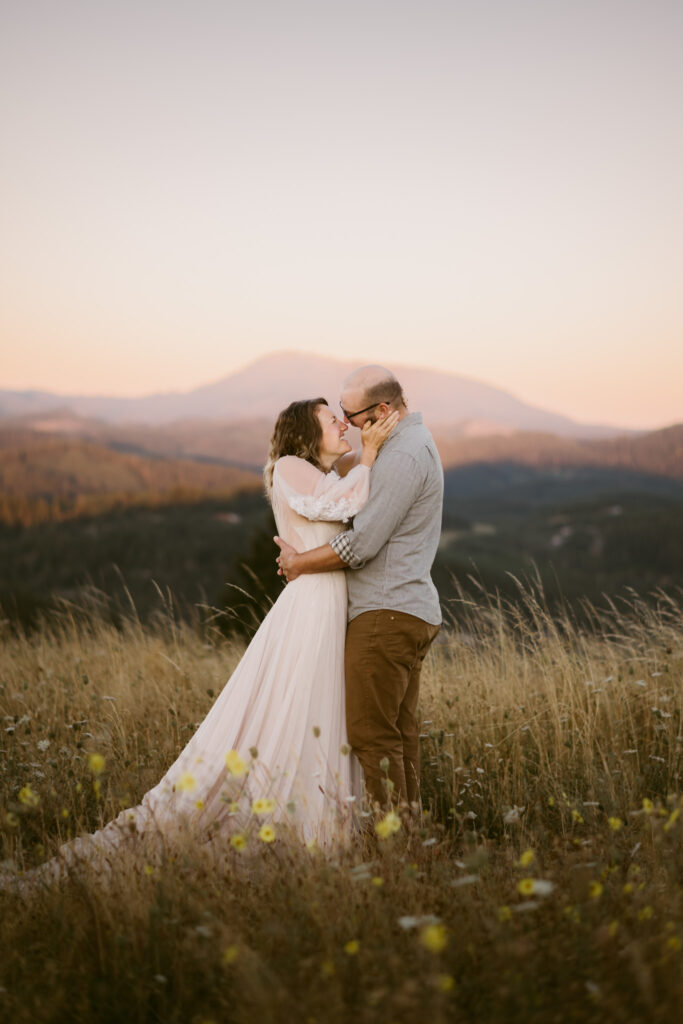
[666,936,681,952]
[258,823,276,843]
[642,798,654,814]
[518,878,535,897]
[571,809,584,824]
[87,752,106,775]
[143,864,155,876]
[623,882,634,895]
[420,923,448,954]
[60,807,69,819]
[18,785,40,807]
[385,810,402,832]
[589,881,603,900]
[222,945,240,965]
[564,905,580,924]
[608,817,623,831]
[176,773,197,793]
[371,876,384,887]
[435,974,455,993]
[637,905,653,921]
[547,796,555,807]
[252,798,276,815]
[344,939,360,955]
[230,833,247,851]
[195,800,205,810]
[498,906,512,922]
[518,848,535,868]
[520,878,554,896]
[6,811,19,827]
[224,750,247,777]
[663,808,680,832]
[93,779,102,799]
[374,810,401,840]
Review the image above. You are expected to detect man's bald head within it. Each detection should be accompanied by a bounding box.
[340,364,407,425]
[341,364,397,393]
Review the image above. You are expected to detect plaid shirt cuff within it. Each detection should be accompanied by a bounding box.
[330,531,362,568]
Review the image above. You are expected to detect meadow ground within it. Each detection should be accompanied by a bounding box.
[0,585,681,1024]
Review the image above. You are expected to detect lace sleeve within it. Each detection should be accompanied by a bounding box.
[273,457,371,523]
[287,491,361,523]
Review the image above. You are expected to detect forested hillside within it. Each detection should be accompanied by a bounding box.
[0,429,261,526]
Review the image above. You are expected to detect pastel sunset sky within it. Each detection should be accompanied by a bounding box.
[1,0,681,430]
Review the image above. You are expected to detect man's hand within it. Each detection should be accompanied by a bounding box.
[274,536,301,582]
[274,536,346,579]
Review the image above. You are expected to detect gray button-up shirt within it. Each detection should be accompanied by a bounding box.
[330,412,443,625]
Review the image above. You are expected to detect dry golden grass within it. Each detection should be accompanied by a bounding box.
[0,585,681,1023]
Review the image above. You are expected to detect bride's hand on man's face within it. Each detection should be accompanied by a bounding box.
[361,410,400,454]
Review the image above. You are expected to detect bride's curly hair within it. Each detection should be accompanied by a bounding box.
[264,397,328,495]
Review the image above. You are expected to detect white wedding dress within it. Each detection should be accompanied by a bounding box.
[27,457,370,883]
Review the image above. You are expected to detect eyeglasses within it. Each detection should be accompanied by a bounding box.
[339,401,382,420]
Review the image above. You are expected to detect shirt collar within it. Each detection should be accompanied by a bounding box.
[382,411,422,447]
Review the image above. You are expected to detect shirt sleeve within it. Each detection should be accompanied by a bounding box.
[329,449,426,567]
[273,455,371,523]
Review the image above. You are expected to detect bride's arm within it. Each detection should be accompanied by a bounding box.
[273,456,371,522]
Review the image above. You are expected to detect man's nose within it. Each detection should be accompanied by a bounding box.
[340,421,348,435]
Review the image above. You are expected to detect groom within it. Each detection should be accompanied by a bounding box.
[275,365,443,808]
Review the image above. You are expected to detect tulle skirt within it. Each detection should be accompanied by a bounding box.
[31,570,362,883]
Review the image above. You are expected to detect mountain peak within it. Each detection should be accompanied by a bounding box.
[0,351,633,437]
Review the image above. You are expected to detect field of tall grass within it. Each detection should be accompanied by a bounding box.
[1,584,681,1023]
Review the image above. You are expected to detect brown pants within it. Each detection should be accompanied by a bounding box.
[345,609,441,807]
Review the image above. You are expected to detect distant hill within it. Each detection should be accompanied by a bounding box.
[0,351,633,438]
[0,428,261,526]
[3,408,273,471]
[4,411,682,484]
[435,423,683,481]
[1,414,681,627]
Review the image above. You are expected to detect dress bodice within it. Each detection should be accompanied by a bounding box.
[273,511,346,554]
[270,456,371,555]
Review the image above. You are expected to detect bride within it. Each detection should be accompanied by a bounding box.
[14,397,397,886]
